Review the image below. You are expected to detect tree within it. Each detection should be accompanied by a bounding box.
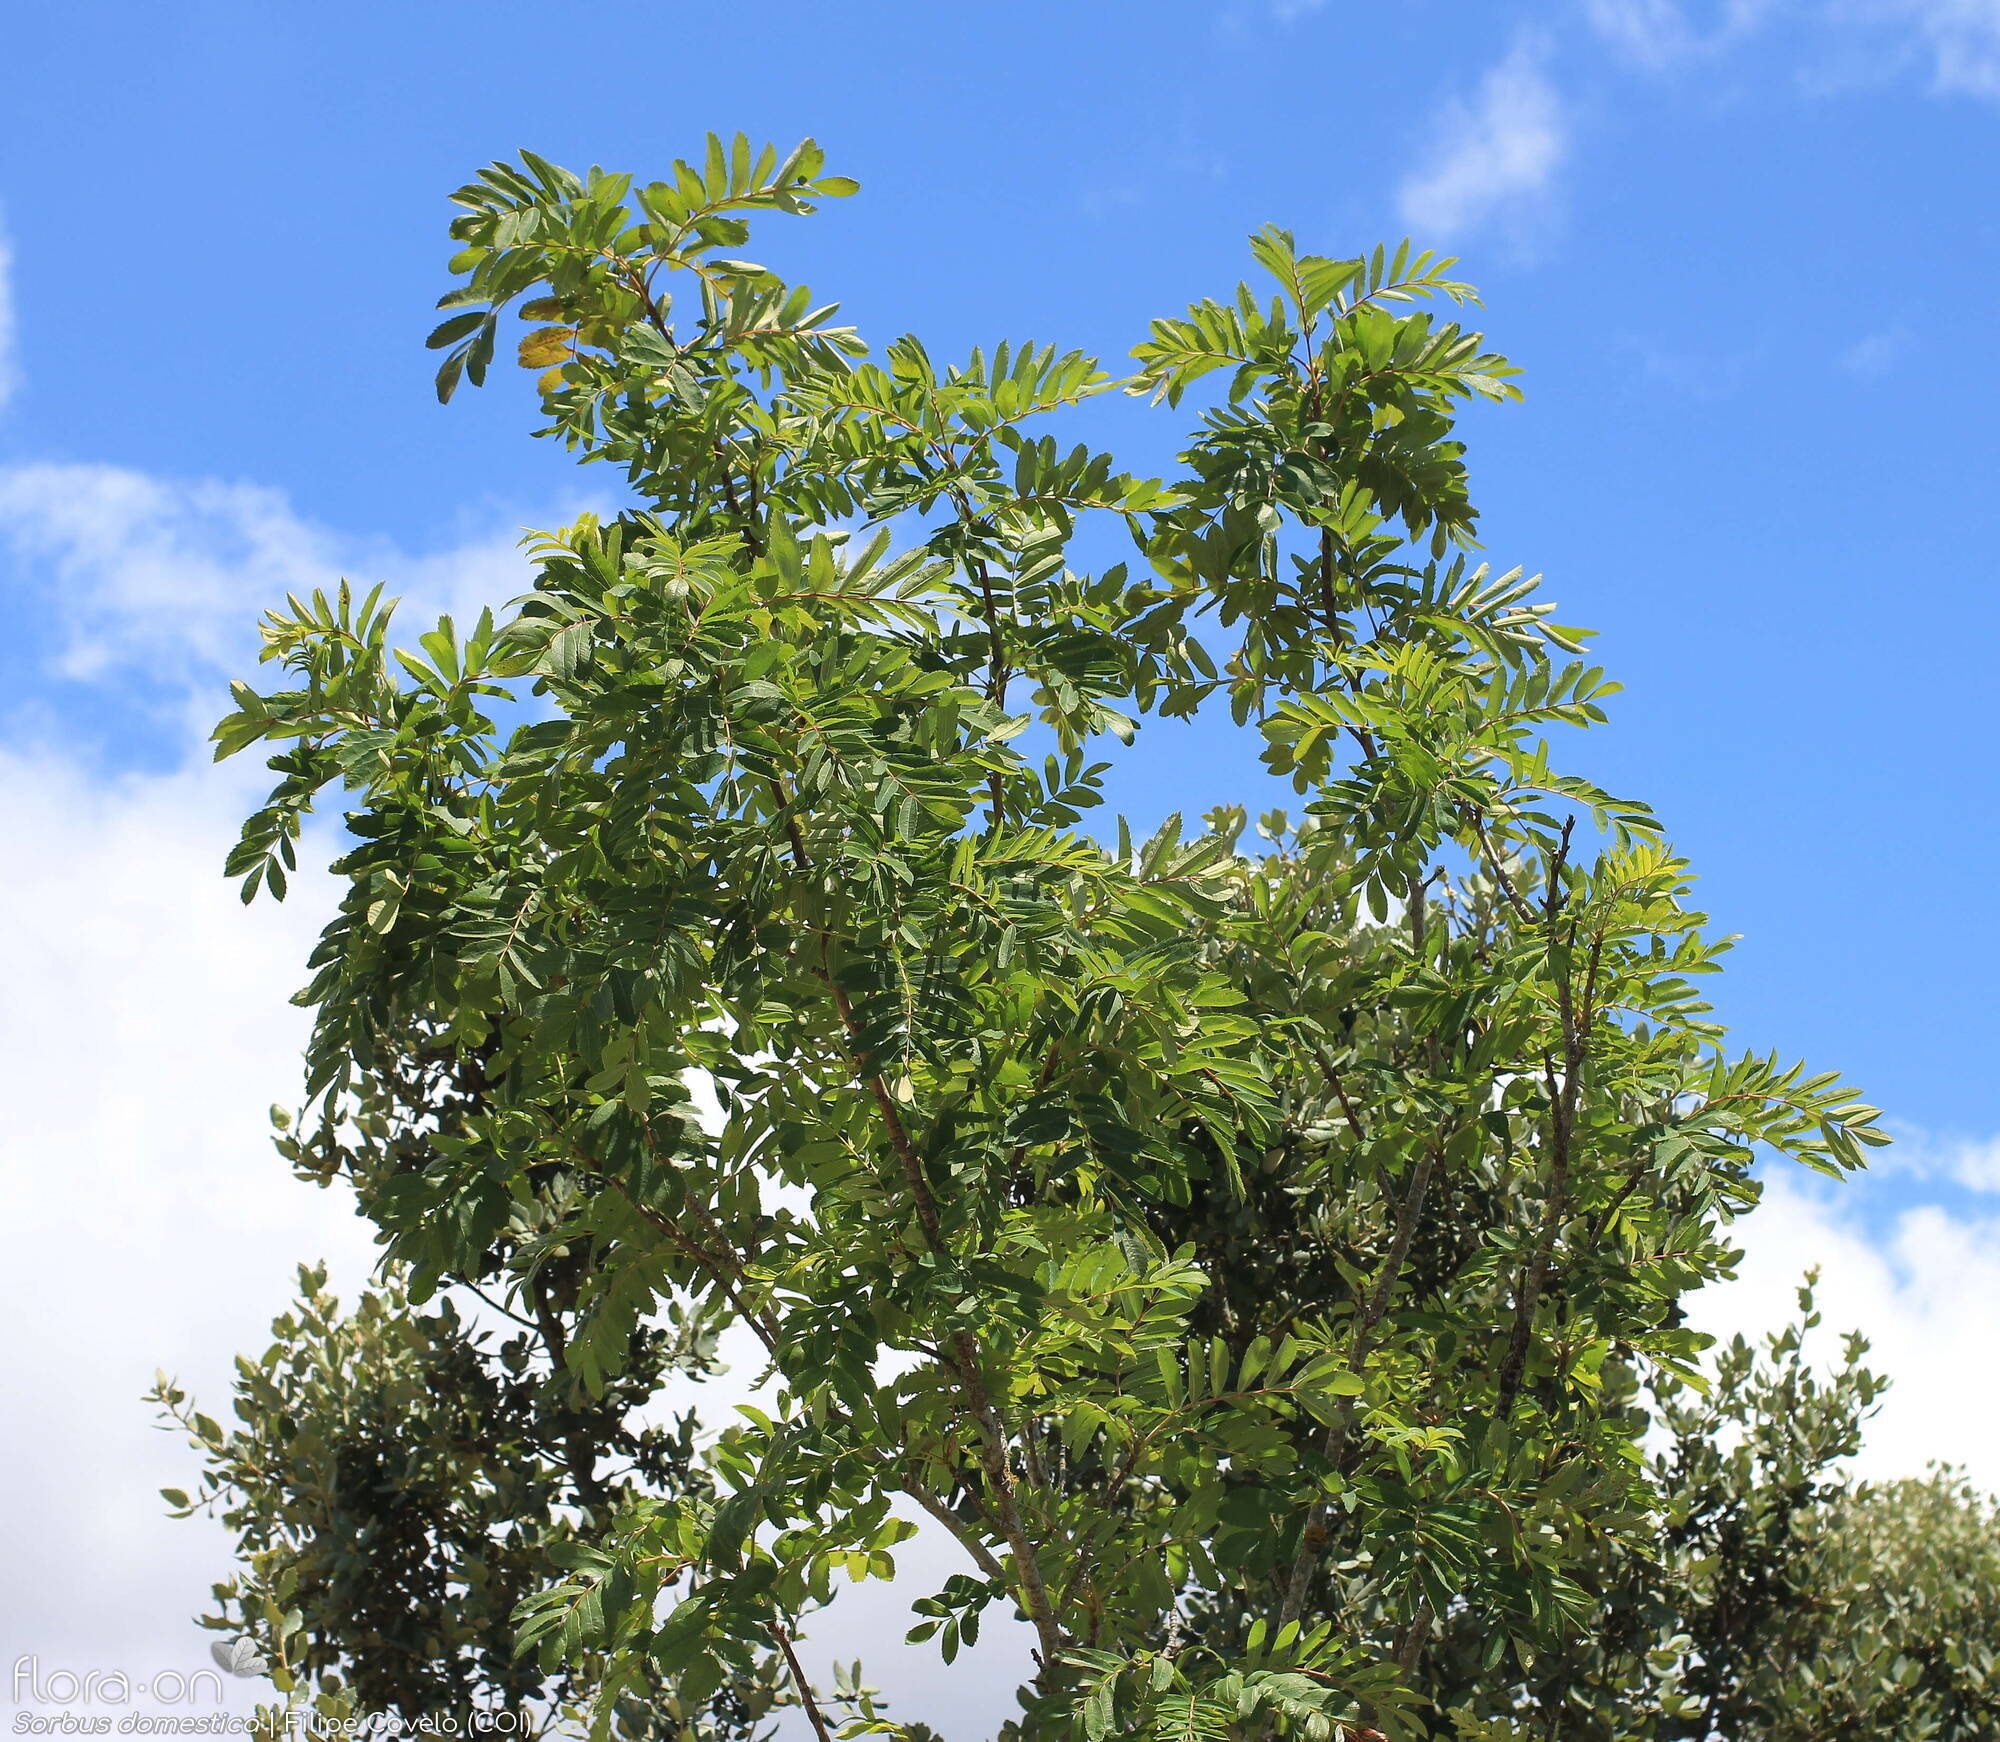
[153,1272,767,1739]
[165,136,1894,1740]
[1759,1468,2000,1738]
[1650,1304,2000,1742]
[1422,1279,2000,1741]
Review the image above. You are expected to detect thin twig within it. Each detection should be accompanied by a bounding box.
[769,1621,836,1742]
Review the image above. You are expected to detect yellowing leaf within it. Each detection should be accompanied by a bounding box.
[517,326,574,369]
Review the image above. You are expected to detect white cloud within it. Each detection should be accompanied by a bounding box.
[1837,323,1915,377]
[1587,0,2000,97]
[1398,39,1568,242]
[1613,332,1763,399]
[1586,0,1697,60]
[0,466,547,1701]
[1931,1132,2000,1190]
[1883,0,2000,94]
[1584,0,1775,64]
[0,463,539,720]
[1870,1122,2000,1190]
[0,736,376,1688]
[1691,1167,2000,1488]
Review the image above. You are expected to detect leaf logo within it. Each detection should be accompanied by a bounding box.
[210,1638,268,1679]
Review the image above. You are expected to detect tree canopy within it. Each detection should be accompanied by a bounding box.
[160,135,1954,1742]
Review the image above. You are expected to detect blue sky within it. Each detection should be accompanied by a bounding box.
[3,0,1998,1720]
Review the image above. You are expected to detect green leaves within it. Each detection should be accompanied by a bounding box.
[181,136,1898,1742]
[428,136,860,416]
[1060,1626,1420,1742]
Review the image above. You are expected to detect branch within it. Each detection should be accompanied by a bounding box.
[1499,823,1589,1409]
[946,485,1010,829]
[769,1621,836,1742]
[1280,1137,1442,1625]
[816,964,1067,1672]
[768,692,1066,1677]
[1466,808,1536,926]
[899,1474,1013,1587]
[1311,1046,1367,1142]
[525,1273,610,1518]
[452,1279,540,1331]
[588,1160,784,1356]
